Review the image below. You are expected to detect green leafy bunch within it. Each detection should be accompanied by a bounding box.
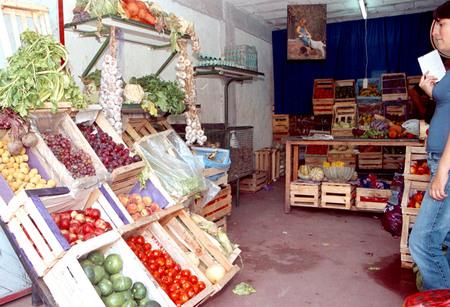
[0,31,86,117]
[130,74,185,116]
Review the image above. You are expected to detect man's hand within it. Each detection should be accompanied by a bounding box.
[419,72,438,98]
[429,169,449,201]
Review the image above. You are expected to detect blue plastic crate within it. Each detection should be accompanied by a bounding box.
[191,147,231,181]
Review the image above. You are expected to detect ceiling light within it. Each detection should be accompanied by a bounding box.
[359,0,367,19]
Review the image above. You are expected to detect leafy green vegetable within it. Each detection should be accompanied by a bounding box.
[0,31,86,116]
[232,282,256,296]
[130,74,185,116]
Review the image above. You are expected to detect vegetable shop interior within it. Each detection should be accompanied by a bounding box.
[0,0,446,306]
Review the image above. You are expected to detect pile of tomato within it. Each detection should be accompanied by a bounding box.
[410,160,430,176]
[126,235,206,306]
[408,191,425,209]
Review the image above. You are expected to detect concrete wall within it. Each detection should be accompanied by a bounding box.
[2,0,274,150]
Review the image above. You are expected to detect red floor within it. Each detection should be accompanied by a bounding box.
[4,178,417,307]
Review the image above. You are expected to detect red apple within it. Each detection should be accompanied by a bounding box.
[59,218,70,230]
[74,213,86,224]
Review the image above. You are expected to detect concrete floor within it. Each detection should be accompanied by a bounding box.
[4,179,417,307]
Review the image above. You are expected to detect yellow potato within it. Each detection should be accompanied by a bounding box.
[20,167,29,175]
[2,156,9,164]
[29,168,38,177]
[0,149,4,155]
[15,156,22,163]
[15,173,25,180]
[30,177,39,184]
[13,163,19,169]
[8,157,14,164]
[35,184,45,189]
[46,179,56,188]
[2,151,9,158]
[0,164,5,171]
[1,169,8,177]
[20,163,28,170]
[10,182,19,191]
[23,175,30,182]
[7,168,15,175]
[0,141,4,148]
[6,174,13,182]
[21,155,28,162]
[39,179,46,185]
[25,183,35,189]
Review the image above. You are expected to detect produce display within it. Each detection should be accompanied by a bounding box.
[408,191,425,209]
[410,160,430,175]
[322,161,355,182]
[335,85,355,99]
[126,235,206,305]
[297,165,324,181]
[43,132,96,178]
[80,250,160,306]
[78,123,141,172]
[99,54,124,134]
[0,140,56,192]
[358,83,380,97]
[357,103,383,129]
[120,0,157,25]
[0,31,85,117]
[51,208,112,245]
[118,194,161,221]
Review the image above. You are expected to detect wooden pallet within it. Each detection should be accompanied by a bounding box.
[30,112,108,194]
[90,113,146,195]
[158,208,240,293]
[321,182,355,210]
[355,188,392,212]
[404,146,430,181]
[383,153,405,169]
[255,148,280,183]
[334,79,356,104]
[121,221,216,306]
[290,181,320,208]
[400,214,416,269]
[122,117,172,148]
[401,180,429,216]
[358,152,383,169]
[194,185,232,223]
[240,171,267,193]
[382,73,408,101]
[0,184,129,277]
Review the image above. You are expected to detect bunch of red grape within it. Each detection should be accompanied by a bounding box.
[43,132,96,178]
[78,124,141,172]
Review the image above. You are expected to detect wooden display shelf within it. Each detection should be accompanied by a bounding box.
[321,182,355,210]
[400,213,416,269]
[355,188,391,212]
[290,181,320,208]
[404,146,430,182]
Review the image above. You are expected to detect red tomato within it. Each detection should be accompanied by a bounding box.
[179,292,189,303]
[167,269,176,278]
[152,250,162,258]
[169,291,179,301]
[165,258,174,268]
[173,264,181,272]
[187,289,196,299]
[169,284,180,292]
[192,284,200,294]
[181,281,191,290]
[157,267,165,275]
[157,257,166,267]
[152,271,160,279]
[143,242,152,251]
[174,274,182,281]
[181,269,191,278]
[189,275,198,285]
[161,276,170,285]
[198,281,206,290]
[136,235,145,245]
[149,263,157,271]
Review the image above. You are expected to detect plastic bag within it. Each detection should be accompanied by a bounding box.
[381,202,403,237]
[29,112,109,195]
[134,131,207,200]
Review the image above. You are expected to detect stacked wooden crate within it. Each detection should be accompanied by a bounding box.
[334,79,356,105]
[240,171,267,193]
[255,148,280,183]
[272,114,295,146]
[194,185,232,230]
[400,146,430,269]
[290,181,320,208]
[331,103,356,138]
[358,146,383,169]
[381,73,408,102]
[312,79,334,115]
[321,182,355,210]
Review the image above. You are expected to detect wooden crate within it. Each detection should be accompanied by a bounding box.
[407,75,421,90]
[313,79,335,115]
[401,180,429,216]
[272,114,295,134]
[384,102,407,117]
[356,78,382,103]
[404,146,430,182]
[29,112,108,194]
[240,171,267,193]
[355,188,392,212]
[400,214,416,269]
[290,181,320,208]
[255,148,280,182]
[81,112,146,195]
[358,152,382,169]
[0,184,129,277]
[214,216,227,232]
[203,167,228,186]
[158,208,240,293]
[383,153,405,169]
[331,103,356,137]
[194,185,232,223]
[321,182,355,210]
[334,79,356,104]
[122,117,172,148]
[327,150,356,167]
[382,73,408,101]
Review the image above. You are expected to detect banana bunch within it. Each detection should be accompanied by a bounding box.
[323,161,345,168]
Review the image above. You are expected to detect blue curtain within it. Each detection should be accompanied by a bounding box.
[273,11,434,115]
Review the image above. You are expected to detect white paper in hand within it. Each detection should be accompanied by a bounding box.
[418,50,446,81]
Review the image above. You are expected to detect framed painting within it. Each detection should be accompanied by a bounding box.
[287,4,327,60]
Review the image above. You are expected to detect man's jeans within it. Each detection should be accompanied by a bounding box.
[409,152,450,290]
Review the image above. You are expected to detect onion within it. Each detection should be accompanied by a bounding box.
[21,132,38,148]
[205,264,225,283]
[8,139,23,156]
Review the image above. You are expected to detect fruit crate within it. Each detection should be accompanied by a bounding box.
[334,79,356,104]
[331,103,357,137]
[404,146,430,182]
[355,188,392,212]
[321,182,355,210]
[358,146,383,169]
[401,179,429,216]
[43,230,195,307]
[122,117,172,148]
[272,114,295,135]
[29,112,109,195]
[357,101,384,130]
[193,185,232,223]
[255,148,280,183]
[327,148,356,167]
[121,221,216,306]
[157,208,240,293]
[381,73,408,102]
[290,181,320,208]
[78,112,146,195]
[239,171,267,193]
[356,78,382,104]
[0,184,129,277]
[400,213,416,269]
[313,79,334,115]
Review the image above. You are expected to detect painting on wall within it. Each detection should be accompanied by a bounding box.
[287,4,327,60]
